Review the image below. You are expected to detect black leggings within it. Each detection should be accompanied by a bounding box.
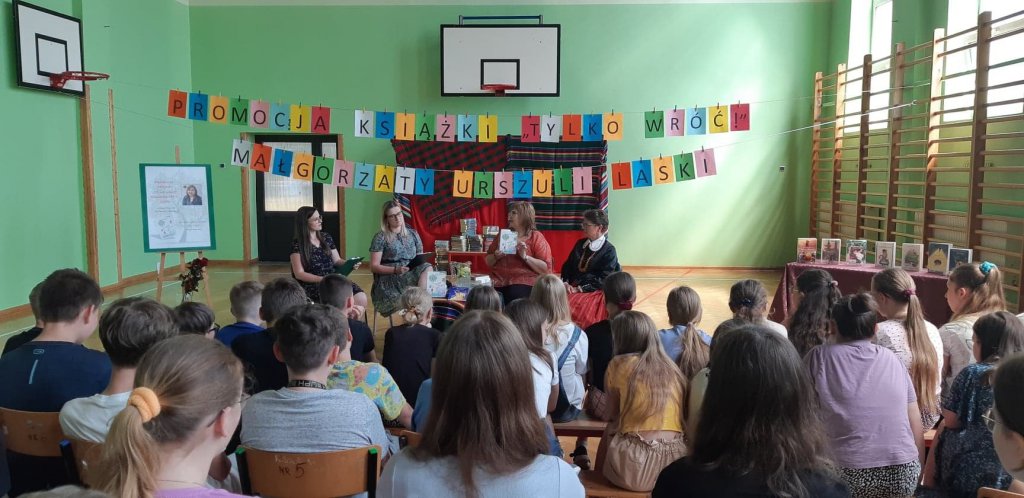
[496,284,534,304]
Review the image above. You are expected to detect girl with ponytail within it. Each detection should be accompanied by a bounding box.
[787,269,842,358]
[383,286,441,406]
[940,262,1007,392]
[657,286,711,379]
[872,268,943,429]
[98,335,246,498]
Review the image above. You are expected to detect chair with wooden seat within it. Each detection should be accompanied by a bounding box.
[59,438,104,488]
[978,488,1024,498]
[236,445,382,498]
[0,408,64,457]
[579,470,651,498]
[0,408,76,494]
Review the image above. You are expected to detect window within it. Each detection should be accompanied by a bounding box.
[845,0,893,130]
[943,0,1024,122]
[262,142,313,212]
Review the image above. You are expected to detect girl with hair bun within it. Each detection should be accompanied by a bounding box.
[383,286,441,406]
[728,279,787,337]
[806,293,923,498]
[97,335,247,498]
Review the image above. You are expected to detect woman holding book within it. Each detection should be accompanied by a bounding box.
[486,201,553,303]
[290,206,368,310]
[560,209,621,329]
[369,200,433,316]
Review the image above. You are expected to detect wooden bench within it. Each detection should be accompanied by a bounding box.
[579,470,651,498]
[553,412,608,438]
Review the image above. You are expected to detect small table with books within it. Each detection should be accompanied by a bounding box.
[768,262,953,327]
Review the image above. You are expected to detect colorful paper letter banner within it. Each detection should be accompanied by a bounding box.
[229,140,720,198]
[169,89,751,141]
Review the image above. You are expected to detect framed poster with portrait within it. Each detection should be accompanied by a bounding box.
[140,164,216,252]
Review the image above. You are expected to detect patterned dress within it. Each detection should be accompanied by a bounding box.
[369,229,429,316]
[290,233,364,303]
[934,362,1015,497]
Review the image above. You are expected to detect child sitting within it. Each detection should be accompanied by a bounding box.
[174,301,217,337]
[382,287,441,405]
[464,285,503,312]
[0,269,111,496]
[60,297,178,442]
[729,279,788,337]
[657,286,711,379]
[242,304,390,460]
[215,281,264,347]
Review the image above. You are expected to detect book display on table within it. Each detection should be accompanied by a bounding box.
[797,238,817,263]
[927,242,952,275]
[821,238,841,264]
[875,242,896,269]
[949,248,973,272]
[902,243,924,272]
[846,239,867,265]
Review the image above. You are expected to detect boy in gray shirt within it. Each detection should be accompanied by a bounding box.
[241,304,389,458]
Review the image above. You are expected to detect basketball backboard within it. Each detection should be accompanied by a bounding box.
[441,24,560,97]
[13,0,85,96]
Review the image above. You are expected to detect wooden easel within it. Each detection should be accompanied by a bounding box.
[154,146,213,305]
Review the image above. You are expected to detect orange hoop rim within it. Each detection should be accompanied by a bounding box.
[481,83,516,96]
[50,71,110,88]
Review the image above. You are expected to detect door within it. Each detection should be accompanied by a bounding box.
[254,134,342,262]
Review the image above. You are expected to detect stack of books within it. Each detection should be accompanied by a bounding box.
[467,234,483,252]
[450,236,466,252]
[434,240,450,271]
[483,225,500,251]
[460,218,478,236]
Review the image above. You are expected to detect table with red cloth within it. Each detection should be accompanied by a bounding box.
[768,262,953,327]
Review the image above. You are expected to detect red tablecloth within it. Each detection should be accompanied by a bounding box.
[769,262,953,327]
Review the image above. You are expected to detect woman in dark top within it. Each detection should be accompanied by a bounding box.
[289,206,367,311]
[561,209,620,329]
[382,287,441,406]
[182,185,203,205]
[654,325,849,498]
[561,209,620,293]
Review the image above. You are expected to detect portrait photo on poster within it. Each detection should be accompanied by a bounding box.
[140,164,216,252]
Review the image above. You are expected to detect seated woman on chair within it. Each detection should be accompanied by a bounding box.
[290,206,368,315]
[486,201,553,304]
[560,209,620,329]
[369,200,432,317]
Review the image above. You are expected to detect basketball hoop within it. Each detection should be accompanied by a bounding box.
[481,84,516,96]
[50,71,110,89]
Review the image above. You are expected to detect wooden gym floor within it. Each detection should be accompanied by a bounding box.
[0,264,782,354]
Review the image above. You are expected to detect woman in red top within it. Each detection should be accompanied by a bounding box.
[486,202,553,303]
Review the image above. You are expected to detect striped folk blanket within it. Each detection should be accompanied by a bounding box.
[391,137,510,225]
[506,139,608,230]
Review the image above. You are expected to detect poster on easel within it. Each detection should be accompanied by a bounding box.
[140,164,216,252]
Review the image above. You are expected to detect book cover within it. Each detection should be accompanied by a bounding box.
[902,243,924,272]
[333,256,364,276]
[846,240,868,264]
[821,238,842,264]
[499,229,518,254]
[874,242,896,269]
[427,271,448,298]
[948,247,973,272]
[446,286,469,301]
[797,238,817,263]
[927,242,952,275]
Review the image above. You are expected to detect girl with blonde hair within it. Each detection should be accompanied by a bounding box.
[530,274,588,424]
[598,311,688,492]
[872,268,943,429]
[940,262,1007,391]
[98,335,247,498]
[383,286,441,406]
[658,286,711,379]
